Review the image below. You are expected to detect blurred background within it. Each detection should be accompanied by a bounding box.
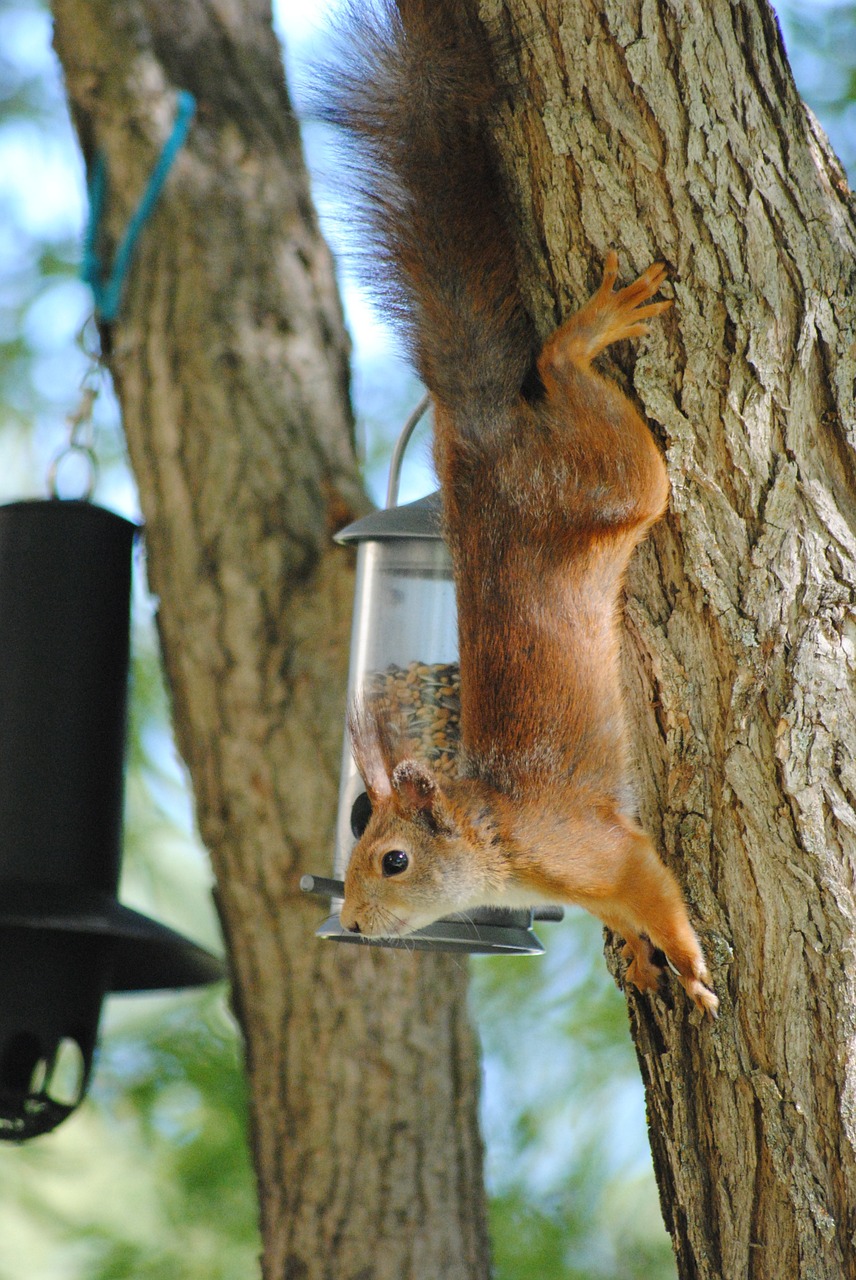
[0,2,852,1277]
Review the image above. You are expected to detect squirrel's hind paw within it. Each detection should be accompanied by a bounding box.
[684,978,720,1020]
[622,934,719,1019]
[621,936,664,995]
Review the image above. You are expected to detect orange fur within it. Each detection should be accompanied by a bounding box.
[330,2,717,1017]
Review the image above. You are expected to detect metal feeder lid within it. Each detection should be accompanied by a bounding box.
[334,492,444,544]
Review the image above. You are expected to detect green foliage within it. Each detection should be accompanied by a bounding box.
[0,991,259,1280]
[83,993,259,1280]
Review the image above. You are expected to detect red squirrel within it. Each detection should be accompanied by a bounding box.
[330,0,718,1017]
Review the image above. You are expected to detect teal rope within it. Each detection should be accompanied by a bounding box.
[81,90,196,323]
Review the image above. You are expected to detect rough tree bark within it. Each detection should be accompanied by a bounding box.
[460,0,855,1277]
[51,0,856,1276]
[51,3,489,1279]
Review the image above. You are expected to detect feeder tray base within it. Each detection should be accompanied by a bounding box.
[302,875,563,956]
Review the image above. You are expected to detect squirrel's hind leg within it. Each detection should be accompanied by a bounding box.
[591,822,719,1018]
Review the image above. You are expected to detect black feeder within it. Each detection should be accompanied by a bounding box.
[302,465,563,954]
[0,500,223,1141]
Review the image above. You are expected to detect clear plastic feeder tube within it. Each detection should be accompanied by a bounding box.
[333,500,457,880]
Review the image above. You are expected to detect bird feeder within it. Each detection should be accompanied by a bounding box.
[0,499,223,1141]
[302,401,562,954]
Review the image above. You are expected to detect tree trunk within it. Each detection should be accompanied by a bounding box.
[463,0,856,1275]
[51,3,490,1278]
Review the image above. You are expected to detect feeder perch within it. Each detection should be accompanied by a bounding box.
[302,403,563,953]
[0,500,223,1140]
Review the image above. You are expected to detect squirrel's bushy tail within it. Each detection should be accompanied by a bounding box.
[327,0,536,414]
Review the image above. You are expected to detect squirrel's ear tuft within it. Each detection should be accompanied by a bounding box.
[348,694,413,804]
[349,695,454,831]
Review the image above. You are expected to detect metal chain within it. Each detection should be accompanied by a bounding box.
[46,320,103,501]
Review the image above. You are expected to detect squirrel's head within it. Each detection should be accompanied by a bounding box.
[340,697,486,938]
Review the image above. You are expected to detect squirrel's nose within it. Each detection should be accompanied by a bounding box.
[344,919,361,934]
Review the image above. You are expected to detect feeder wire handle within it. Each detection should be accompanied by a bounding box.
[385,393,431,509]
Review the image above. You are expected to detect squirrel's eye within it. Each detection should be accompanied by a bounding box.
[381,849,409,877]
